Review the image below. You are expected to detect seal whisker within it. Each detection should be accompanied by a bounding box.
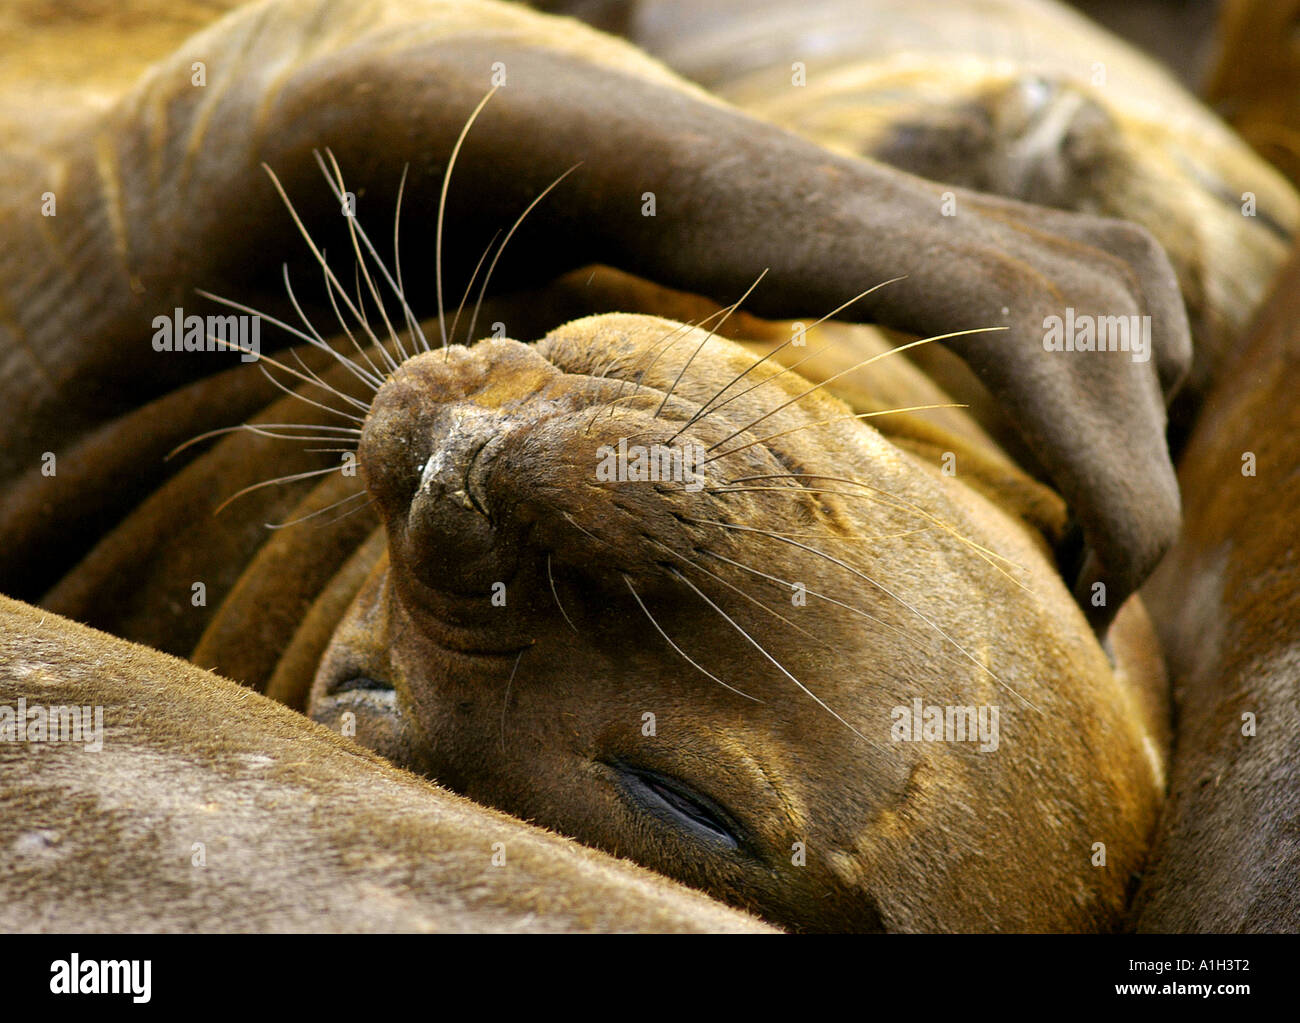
[697,546,936,659]
[271,346,370,414]
[465,162,584,348]
[318,151,428,355]
[706,327,1008,453]
[653,269,768,419]
[282,345,372,420]
[307,493,376,531]
[700,403,967,466]
[645,537,827,648]
[264,488,369,530]
[669,339,840,439]
[280,261,385,391]
[685,517,1038,711]
[561,510,611,548]
[196,331,372,416]
[254,361,368,424]
[500,648,524,755]
[591,305,741,430]
[318,250,395,381]
[546,553,580,634]
[449,228,501,347]
[623,575,762,703]
[585,316,705,432]
[194,288,379,400]
[699,544,1032,702]
[213,463,342,516]
[664,566,886,750]
[669,275,906,442]
[259,164,397,374]
[688,508,933,545]
[438,87,499,349]
[167,422,361,461]
[714,485,1031,594]
[719,472,1029,581]
[391,163,429,353]
[317,149,414,366]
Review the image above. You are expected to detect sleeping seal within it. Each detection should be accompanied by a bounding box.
[0,0,1191,930]
[296,308,1170,932]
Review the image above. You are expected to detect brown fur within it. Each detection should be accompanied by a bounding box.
[1135,245,1300,931]
[2,0,1252,932]
[0,594,770,932]
[307,312,1168,932]
[1206,0,1300,189]
[550,0,1296,420]
[0,0,1196,627]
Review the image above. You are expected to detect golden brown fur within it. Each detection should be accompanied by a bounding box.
[0,594,770,932]
[1136,245,1300,930]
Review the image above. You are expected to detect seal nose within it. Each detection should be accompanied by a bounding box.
[359,341,563,598]
[405,405,513,594]
[416,405,503,519]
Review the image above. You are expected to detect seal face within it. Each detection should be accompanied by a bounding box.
[310,313,1166,933]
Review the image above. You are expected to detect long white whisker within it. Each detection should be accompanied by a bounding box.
[438,87,500,348]
[665,566,884,749]
[624,575,761,703]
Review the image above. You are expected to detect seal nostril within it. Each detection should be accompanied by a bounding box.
[464,436,496,520]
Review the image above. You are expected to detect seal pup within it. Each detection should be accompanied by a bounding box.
[301,306,1170,932]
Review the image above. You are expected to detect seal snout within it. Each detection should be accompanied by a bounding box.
[360,341,562,597]
[403,407,512,594]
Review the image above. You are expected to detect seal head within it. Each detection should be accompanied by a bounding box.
[311,313,1165,932]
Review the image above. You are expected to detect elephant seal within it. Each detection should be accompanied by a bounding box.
[0,0,1186,931]
[542,0,1297,415]
[299,309,1169,933]
[1134,243,1300,932]
[0,595,770,932]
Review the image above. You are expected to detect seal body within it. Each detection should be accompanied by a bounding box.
[1135,244,1300,931]
[1206,0,1300,189]
[0,595,770,933]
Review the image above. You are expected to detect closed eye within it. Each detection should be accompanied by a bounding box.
[323,674,395,697]
[610,762,742,851]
